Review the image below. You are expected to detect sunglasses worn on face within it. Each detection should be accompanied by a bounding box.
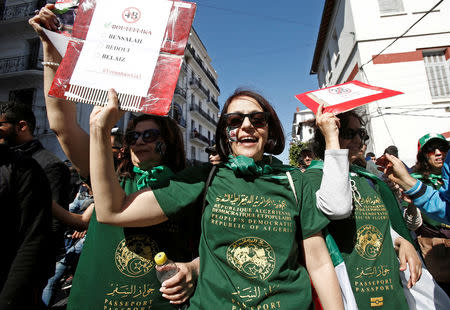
[224,112,270,128]
[125,129,161,145]
[340,128,368,141]
[425,144,449,156]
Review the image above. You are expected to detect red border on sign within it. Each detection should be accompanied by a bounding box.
[295,80,403,115]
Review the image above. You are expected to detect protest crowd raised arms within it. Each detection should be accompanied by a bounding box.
[0,0,449,309]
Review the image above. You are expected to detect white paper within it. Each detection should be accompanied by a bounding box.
[312,84,382,106]
[69,0,172,97]
[42,28,70,57]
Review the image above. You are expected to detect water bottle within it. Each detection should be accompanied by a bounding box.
[154,252,179,283]
[154,252,188,310]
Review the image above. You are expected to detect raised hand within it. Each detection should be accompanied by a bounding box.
[316,103,341,150]
[29,4,59,42]
[89,89,125,133]
[384,154,417,190]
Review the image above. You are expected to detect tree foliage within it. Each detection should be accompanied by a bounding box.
[288,140,307,166]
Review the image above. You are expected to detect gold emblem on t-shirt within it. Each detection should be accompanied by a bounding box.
[115,234,158,277]
[370,296,383,307]
[226,237,275,280]
[355,225,383,260]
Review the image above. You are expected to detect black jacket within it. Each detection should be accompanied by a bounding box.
[0,144,54,309]
[12,139,72,254]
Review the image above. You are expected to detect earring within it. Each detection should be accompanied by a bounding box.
[155,142,166,156]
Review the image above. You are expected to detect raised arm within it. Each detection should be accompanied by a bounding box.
[89,89,167,227]
[29,4,90,177]
[303,232,344,310]
[315,104,352,219]
[51,201,93,231]
[385,153,450,224]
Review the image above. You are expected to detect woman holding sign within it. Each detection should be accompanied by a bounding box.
[306,108,422,309]
[29,5,199,309]
[89,88,344,309]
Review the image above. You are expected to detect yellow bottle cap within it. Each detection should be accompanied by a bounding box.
[154,252,167,266]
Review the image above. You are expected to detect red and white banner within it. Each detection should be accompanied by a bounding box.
[295,80,403,115]
[49,0,196,116]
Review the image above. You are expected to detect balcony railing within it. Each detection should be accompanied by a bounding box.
[0,55,42,74]
[0,1,44,21]
[208,97,220,110]
[186,44,220,93]
[190,104,217,126]
[190,77,210,98]
[190,130,211,145]
[174,86,186,99]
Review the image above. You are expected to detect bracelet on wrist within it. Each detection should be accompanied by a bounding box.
[42,61,60,67]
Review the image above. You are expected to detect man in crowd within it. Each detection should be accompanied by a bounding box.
[299,148,315,172]
[384,145,412,173]
[0,128,53,308]
[0,102,72,256]
[365,151,376,163]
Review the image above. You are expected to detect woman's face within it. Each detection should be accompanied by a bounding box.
[425,142,448,171]
[226,96,269,161]
[129,119,164,170]
[339,115,364,161]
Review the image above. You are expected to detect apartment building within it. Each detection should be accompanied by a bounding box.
[310,0,450,165]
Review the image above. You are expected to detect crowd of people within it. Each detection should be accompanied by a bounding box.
[1,3,449,309]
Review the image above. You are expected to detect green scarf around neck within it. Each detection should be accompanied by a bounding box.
[410,172,442,188]
[133,165,174,190]
[225,155,294,177]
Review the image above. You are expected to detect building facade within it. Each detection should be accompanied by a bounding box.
[310,0,450,165]
[291,108,315,143]
[0,0,93,159]
[169,28,220,165]
[0,1,219,164]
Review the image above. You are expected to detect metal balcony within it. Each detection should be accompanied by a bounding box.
[190,77,209,98]
[0,55,42,74]
[190,104,217,126]
[190,130,211,145]
[174,86,186,99]
[0,1,44,21]
[208,97,220,110]
[186,44,220,93]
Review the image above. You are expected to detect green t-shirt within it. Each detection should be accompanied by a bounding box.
[304,168,409,310]
[68,171,197,310]
[153,163,329,309]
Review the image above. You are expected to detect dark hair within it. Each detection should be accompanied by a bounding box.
[366,152,376,158]
[0,101,36,134]
[215,89,285,161]
[117,114,186,178]
[413,139,449,178]
[311,110,365,159]
[384,145,398,157]
[300,148,313,155]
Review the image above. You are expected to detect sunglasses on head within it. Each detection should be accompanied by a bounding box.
[125,129,161,145]
[340,128,368,141]
[224,112,270,128]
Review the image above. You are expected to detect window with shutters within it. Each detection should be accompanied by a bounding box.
[423,50,450,99]
[378,0,404,15]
